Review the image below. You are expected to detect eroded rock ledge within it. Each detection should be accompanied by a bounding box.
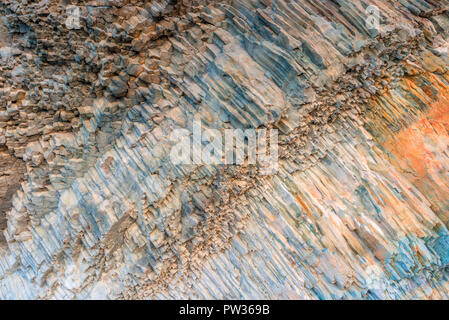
[1,0,449,299]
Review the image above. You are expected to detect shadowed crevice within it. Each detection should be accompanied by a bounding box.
[0,147,26,244]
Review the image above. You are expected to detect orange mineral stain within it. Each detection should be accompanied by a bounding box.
[369,70,449,224]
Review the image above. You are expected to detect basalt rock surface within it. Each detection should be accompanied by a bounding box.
[1,0,449,299]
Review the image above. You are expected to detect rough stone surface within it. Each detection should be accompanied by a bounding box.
[0,0,449,299]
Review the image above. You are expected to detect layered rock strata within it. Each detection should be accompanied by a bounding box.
[0,0,449,299]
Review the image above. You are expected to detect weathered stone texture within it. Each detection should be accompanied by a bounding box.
[1,0,449,299]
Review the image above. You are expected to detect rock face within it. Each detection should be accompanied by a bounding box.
[1,0,449,299]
